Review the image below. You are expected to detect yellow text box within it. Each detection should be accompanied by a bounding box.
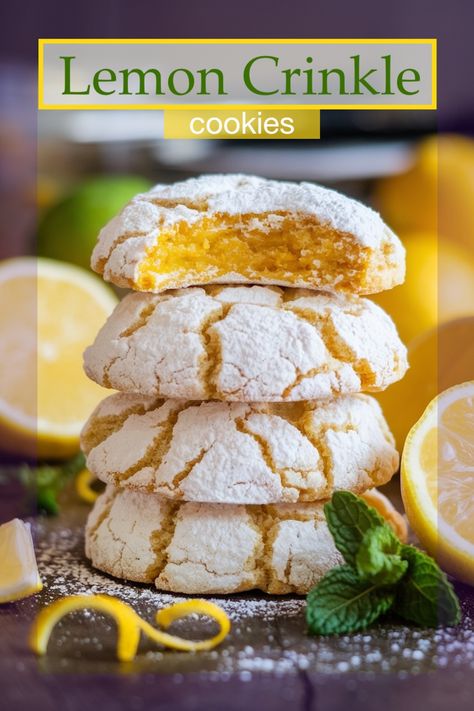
[164,109,320,139]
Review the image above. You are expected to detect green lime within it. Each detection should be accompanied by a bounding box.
[37,175,152,269]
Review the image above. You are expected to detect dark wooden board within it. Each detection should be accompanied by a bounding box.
[1,473,474,711]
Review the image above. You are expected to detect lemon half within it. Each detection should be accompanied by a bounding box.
[0,257,117,459]
[401,380,474,585]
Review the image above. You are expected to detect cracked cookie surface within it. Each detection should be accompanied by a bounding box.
[84,285,407,401]
[85,485,343,594]
[81,391,399,504]
[86,486,404,594]
[90,174,405,295]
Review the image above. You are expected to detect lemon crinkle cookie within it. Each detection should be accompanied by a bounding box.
[85,485,343,595]
[85,485,404,594]
[80,391,398,504]
[91,174,405,295]
[84,285,407,401]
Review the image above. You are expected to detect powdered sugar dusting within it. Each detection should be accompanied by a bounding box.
[83,285,408,403]
[91,174,405,295]
[145,174,395,249]
[27,511,474,678]
[35,520,305,622]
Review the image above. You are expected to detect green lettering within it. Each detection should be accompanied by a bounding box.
[92,68,116,95]
[381,55,395,95]
[281,68,301,96]
[168,68,194,96]
[303,58,316,95]
[61,56,90,95]
[351,55,379,95]
[397,68,421,95]
[118,68,164,95]
[196,68,227,96]
[319,68,347,96]
[243,55,279,96]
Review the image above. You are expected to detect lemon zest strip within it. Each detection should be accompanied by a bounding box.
[145,599,231,652]
[29,594,230,661]
[75,469,99,503]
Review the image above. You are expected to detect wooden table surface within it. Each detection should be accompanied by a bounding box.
[1,473,474,711]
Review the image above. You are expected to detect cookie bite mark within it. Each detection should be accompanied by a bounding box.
[136,214,379,295]
[92,175,405,295]
[94,229,149,275]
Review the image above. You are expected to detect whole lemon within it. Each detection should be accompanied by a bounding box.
[375,134,474,253]
[376,316,474,451]
[373,231,474,344]
[38,175,152,270]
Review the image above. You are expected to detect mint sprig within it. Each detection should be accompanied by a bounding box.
[356,526,408,585]
[306,492,461,635]
[324,491,384,566]
[19,452,86,515]
[394,545,461,627]
[307,565,395,635]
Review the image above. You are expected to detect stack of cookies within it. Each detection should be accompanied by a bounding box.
[81,174,407,595]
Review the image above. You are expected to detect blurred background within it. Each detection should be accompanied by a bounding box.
[0,0,474,516]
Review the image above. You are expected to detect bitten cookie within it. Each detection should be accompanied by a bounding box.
[84,285,407,401]
[91,174,405,295]
[80,392,399,504]
[85,485,343,595]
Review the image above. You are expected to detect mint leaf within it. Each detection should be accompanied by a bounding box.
[394,545,461,627]
[37,487,60,516]
[356,526,408,585]
[324,491,388,566]
[306,565,395,635]
[308,492,462,635]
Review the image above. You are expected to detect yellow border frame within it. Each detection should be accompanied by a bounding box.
[38,38,437,110]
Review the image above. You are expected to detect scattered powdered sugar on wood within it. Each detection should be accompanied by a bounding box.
[27,514,474,679]
[35,521,305,623]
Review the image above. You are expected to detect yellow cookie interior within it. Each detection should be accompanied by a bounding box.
[137,214,378,293]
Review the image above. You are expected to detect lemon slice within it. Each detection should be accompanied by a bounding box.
[0,258,117,459]
[30,595,230,660]
[401,380,474,585]
[0,519,43,604]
